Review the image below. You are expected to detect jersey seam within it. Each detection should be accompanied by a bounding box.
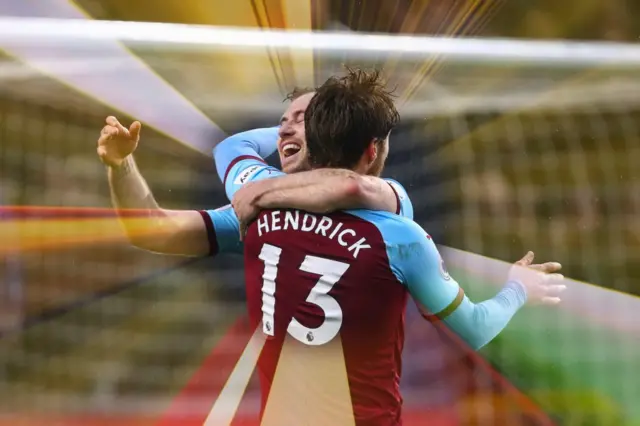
[197,210,219,256]
[341,210,409,287]
[385,181,402,215]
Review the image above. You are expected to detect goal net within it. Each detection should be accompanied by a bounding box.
[0,16,639,426]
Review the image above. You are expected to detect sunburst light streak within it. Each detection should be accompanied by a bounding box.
[440,246,640,334]
[0,206,180,253]
[2,17,640,67]
[0,1,224,154]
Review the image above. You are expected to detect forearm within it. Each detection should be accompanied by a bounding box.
[108,156,159,211]
[443,281,527,350]
[108,159,211,255]
[258,182,354,213]
[108,156,173,247]
[253,169,396,213]
[254,169,358,213]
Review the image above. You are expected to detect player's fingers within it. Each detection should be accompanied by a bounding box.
[129,121,142,140]
[542,284,567,294]
[105,116,120,127]
[241,208,255,224]
[231,198,244,216]
[232,203,250,225]
[99,126,118,143]
[540,296,561,305]
[100,125,118,136]
[543,274,565,284]
[547,262,562,271]
[516,251,534,266]
[529,262,562,273]
[106,116,128,135]
[239,222,247,241]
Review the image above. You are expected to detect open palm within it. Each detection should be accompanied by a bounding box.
[97,116,142,167]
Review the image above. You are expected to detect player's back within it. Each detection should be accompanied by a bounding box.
[243,208,415,426]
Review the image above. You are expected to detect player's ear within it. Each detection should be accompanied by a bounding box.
[365,140,377,165]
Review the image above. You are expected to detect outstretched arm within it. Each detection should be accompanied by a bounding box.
[99,116,239,256]
[107,156,211,255]
[396,225,564,350]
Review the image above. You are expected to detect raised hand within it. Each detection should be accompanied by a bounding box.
[97,116,142,167]
[509,251,566,305]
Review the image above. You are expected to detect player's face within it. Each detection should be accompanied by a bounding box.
[278,92,315,174]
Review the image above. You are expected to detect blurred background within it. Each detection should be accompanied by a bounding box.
[0,0,639,425]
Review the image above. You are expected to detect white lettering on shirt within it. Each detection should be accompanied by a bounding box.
[256,210,370,259]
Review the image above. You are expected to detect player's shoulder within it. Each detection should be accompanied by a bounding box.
[382,178,407,198]
[381,177,413,219]
[345,209,427,245]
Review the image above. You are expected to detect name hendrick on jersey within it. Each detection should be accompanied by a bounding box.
[255,209,372,259]
[243,208,409,426]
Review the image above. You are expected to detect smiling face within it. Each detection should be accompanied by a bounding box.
[277,92,315,173]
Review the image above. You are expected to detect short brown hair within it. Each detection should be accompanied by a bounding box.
[304,67,399,169]
[284,86,315,102]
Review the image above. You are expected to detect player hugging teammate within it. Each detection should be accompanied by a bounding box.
[99,68,565,426]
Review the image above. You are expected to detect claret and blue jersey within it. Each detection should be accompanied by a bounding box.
[202,127,528,425]
[199,126,413,256]
[202,126,528,351]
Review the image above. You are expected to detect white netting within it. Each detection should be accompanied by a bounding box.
[0,17,639,426]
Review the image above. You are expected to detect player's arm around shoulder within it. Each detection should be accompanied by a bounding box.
[229,171,411,239]
[230,170,412,223]
[326,173,413,218]
[380,178,413,219]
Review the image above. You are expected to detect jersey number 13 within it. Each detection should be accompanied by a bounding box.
[259,243,350,346]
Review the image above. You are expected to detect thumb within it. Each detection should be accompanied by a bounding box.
[129,121,142,140]
[517,251,535,266]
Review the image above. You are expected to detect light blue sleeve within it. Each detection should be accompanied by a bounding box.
[383,178,414,219]
[222,161,285,200]
[395,223,526,350]
[213,127,278,195]
[199,205,243,255]
[349,211,527,350]
[212,127,281,200]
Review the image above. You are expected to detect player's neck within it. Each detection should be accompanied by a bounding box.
[354,158,382,176]
[352,157,370,175]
